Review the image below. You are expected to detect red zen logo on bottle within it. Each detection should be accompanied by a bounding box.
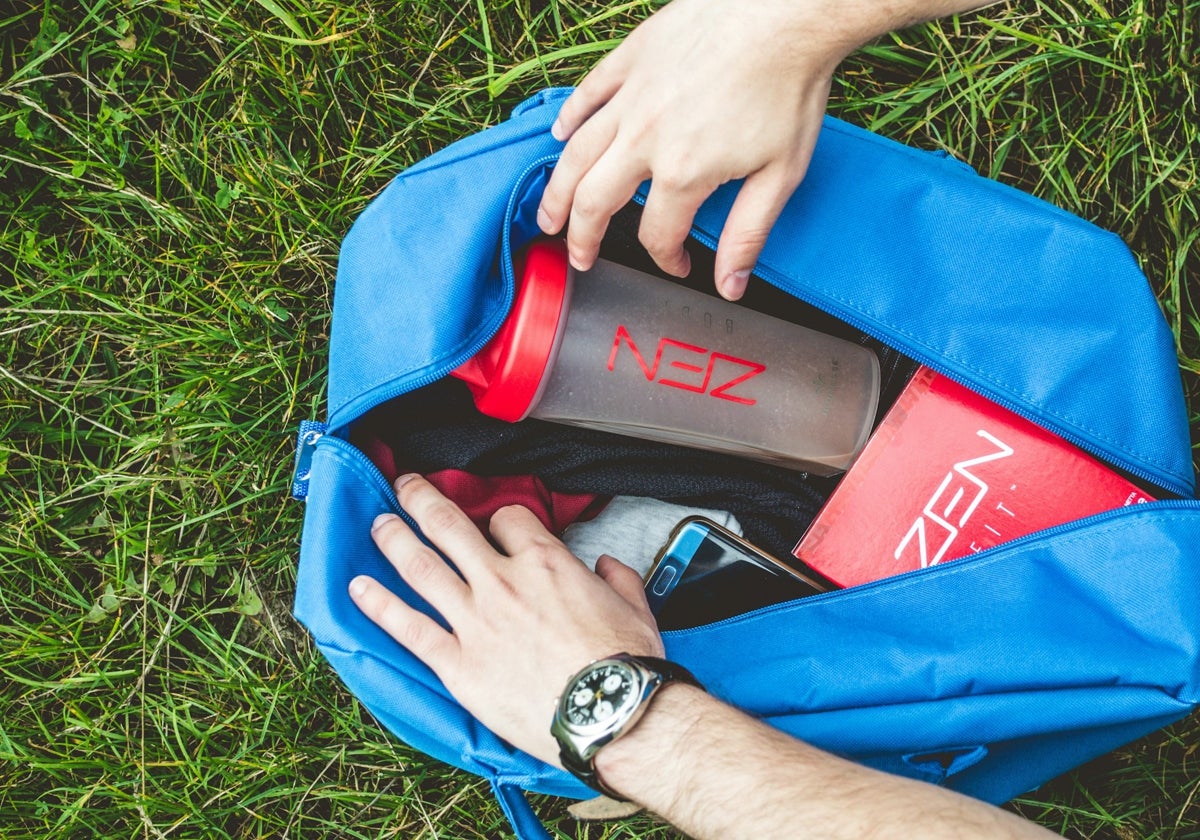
[607,325,766,405]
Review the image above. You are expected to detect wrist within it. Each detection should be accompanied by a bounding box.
[592,682,712,802]
[551,654,698,798]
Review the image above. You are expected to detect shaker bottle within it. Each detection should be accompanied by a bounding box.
[452,238,880,474]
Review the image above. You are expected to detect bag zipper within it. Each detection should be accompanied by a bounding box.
[294,431,423,533]
[325,149,1190,497]
[666,203,1191,497]
[295,427,1199,642]
[660,497,1200,637]
[326,154,565,433]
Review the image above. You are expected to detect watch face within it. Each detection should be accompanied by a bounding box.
[564,661,638,728]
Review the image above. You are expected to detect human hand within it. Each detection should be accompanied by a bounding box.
[537,0,864,300]
[349,474,664,767]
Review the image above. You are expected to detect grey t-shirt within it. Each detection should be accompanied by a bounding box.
[562,495,743,578]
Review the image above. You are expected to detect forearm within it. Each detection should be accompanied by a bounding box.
[595,684,1056,840]
[821,0,1002,45]
[771,0,1002,69]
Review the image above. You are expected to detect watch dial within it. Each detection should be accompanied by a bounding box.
[564,662,637,727]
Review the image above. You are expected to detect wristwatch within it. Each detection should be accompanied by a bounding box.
[550,652,703,798]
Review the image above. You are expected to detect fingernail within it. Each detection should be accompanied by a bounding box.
[348,575,370,598]
[721,269,750,300]
[394,473,418,491]
[550,118,565,142]
[568,252,587,272]
[372,513,398,532]
[537,205,553,232]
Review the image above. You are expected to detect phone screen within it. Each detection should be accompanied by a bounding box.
[645,518,832,631]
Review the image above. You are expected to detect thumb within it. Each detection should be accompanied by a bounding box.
[713,165,803,301]
[595,553,654,615]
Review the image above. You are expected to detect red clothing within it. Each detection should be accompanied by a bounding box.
[359,432,603,535]
[425,469,605,536]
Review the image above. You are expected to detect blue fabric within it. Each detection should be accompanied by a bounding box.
[297,88,1200,838]
[492,782,554,840]
[683,119,1192,495]
[328,88,1191,495]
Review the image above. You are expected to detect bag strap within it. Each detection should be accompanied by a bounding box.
[492,780,553,840]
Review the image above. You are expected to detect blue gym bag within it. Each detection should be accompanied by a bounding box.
[291,88,1200,838]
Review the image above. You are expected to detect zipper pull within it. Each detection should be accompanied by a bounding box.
[291,420,328,500]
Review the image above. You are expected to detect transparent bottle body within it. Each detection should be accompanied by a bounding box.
[529,259,881,475]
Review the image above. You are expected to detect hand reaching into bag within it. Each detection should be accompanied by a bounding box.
[348,474,663,768]
[348,475,1059,840]
[537,0,996,300]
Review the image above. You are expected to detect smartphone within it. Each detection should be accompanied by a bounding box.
[644,517,838,631]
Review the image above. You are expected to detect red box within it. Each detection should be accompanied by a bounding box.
[793,366,1154,587]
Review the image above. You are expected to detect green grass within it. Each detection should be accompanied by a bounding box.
[1,1,1197,837]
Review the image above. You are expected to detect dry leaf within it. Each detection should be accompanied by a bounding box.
[567,795,643,821]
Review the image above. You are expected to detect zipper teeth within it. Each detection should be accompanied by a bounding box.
[329,154,563,432]
[321,415,1200,637]
[662,497,1200,637]
[333,165,1188,495]
[674,213,1189,497]
[317,434,420,531]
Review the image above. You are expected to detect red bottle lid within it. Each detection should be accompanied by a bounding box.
[451,238,571,421]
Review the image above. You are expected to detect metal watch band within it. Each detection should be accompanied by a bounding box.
[557,654,703,800]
